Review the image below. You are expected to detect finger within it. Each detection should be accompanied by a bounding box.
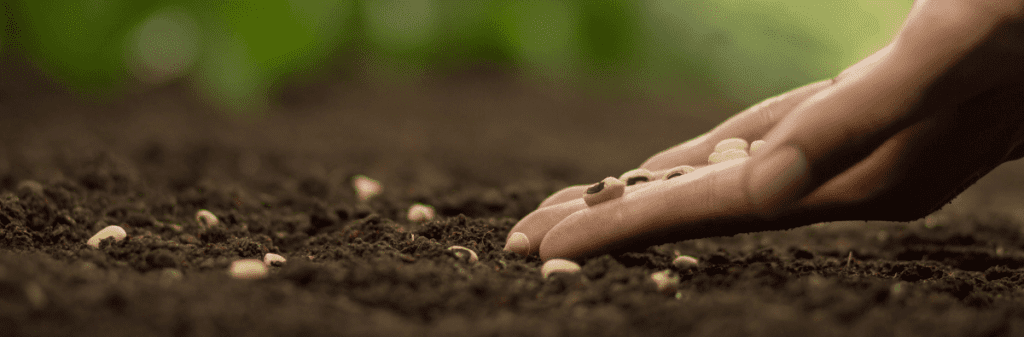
[742,51,929,220]
[537,184,588,209]
[507,181,660,254]
[640,79,835,172]
[539,157,777,261]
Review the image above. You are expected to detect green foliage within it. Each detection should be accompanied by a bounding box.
[7,0,911,112]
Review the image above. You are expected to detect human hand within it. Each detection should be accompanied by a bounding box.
[508,0,1024,261]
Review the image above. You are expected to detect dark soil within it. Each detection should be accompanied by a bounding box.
[5,63,1024,337]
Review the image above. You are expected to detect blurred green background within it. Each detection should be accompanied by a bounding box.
[1,0,912,112]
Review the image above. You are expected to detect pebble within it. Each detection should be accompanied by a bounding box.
[263,253,287,267]
[673,255,699,270]
[504,232,531,256]
[352,175,382,201]
[618,168,653,186]
[713,138,749,153]
[662,165,696,180]
[583,176,625,207]
[650,269,679,296]
[541,259,581,278]
[447,246,479,263]
[749,139,767,156]
[195,209,219,228]
[87,225,127,248]
[229,259,269,280]
[407,203,436,222]
[708,148,749,164]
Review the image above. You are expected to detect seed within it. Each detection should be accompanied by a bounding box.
[195,209,219,228]
[650,269,680,296]
[352,175,382,201]
[583,176,625,207]
[673,255,699,270]
[229,259,269,280]
[749,139,767,156]
[504,232,531,256]
[407,203,436,222]
[618,168,654,186]
[708,148,749,164]
[541,258,581,278]
[714,138,749,153]
[662,165,696,180]
[447,245,479,263]
[263,253,287,267]
[87,225,127,248]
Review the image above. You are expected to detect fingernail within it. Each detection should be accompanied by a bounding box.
[504,232,531,256]
[746,145,808,220]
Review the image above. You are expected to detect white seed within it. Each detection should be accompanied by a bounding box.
[407,203,436,222]
[749,139,767,156]
[714,138,749,153]
[229,259,269,280]
[87,225,127,248]
[618,168,654,186]
[583,176,626,207]
[708,149,749,164]
[263,253,287,267]
[662,165,696,180]
[195,209,219,228]
[541,258,581,278]
[352,175,382,201]
[447,245,479,263]
[673,255,699,270]
[504,232,531,256]
[650,269,679,296]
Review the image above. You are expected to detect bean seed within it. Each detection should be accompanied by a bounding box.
[504,232,531,256]
[229,259,269,280]
[749,139,767,156]
[673,255,699,270]
[618,168,653,186]
[662,165,696,180]
[352,175,382,201]
[714,138,749,153]
[87,225,127,248]
[447,245,479,263]
[583,177,625,207]
[541,258,581,278]
[195,209,219,228]
[407,203,436,222]
[263,253,287,267]
[708,148,749,164]
[650,269,679,296]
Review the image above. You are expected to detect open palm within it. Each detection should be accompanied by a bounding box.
[508,0,1024,261]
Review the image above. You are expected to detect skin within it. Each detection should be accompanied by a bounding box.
[507,0,1024,261]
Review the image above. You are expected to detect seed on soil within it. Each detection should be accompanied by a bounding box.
[87,225,127,248]
[618,168,654,186]
[714,138,749,153]
[662,165,696,180]
[749,139,767,156]
[650,269,679,296]
[447,245,479,263]
[541,258,581,278]
[352,175,382,201]
[264,253,287,267]
[504,232,531,256]
[407,203,436,222]
[583,176,625,207]
[673,255,699,270]
[708,149,749,164]
[195,209,219,228]
[229,259,269,280]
